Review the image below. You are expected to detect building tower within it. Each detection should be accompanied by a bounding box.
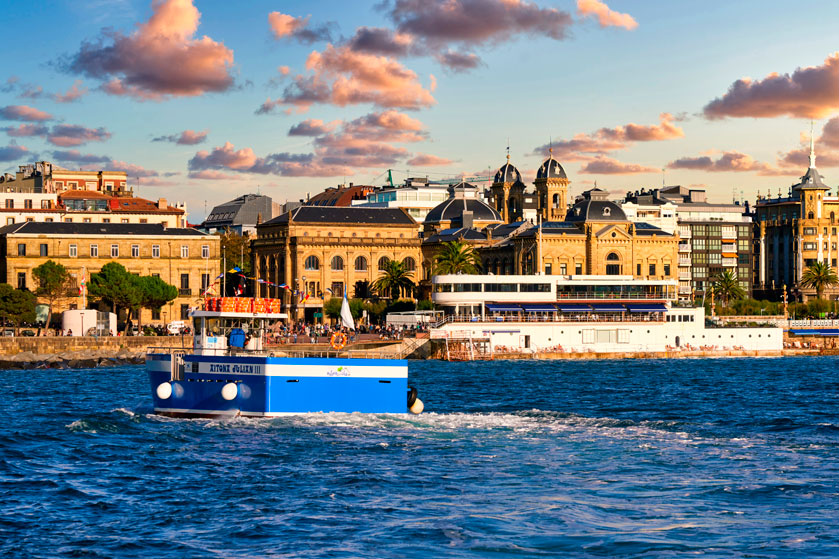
[534,148,570,222]
[490,152,525,223]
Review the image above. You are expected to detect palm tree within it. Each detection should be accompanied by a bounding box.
[800,261,839,300]
[711,270,746,307]
[372,260,415,300]
[435,240,480,275]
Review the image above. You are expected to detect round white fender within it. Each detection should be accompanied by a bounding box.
[221,382,238,401]
[409,398,424,415]
[156,382,172,400]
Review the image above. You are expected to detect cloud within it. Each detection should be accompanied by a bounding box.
[820,117,839,148]
[579,156,658,174]
[152,129,208,144]
[53,80,88,103]
[0,143,30,162]
[268,12,331,44]
[51,149,112,164]
[18,84,44,99]
[703,52,839,119]
[667,151,777,174]
[0,105,53,122]
[576,0,638,30]
[288,119,339,136]
[46,124,111,147]
[533,113,684,158]
[436,50,482,72]
[258,43,435,113]
[107,159,160,177]
[345,27,412,56]
[187,169,243,180]
[136,177,178,186]
[65,0,235,100]
[407,153,454,166]
[3,124,49,137]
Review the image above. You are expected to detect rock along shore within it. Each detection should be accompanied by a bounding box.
[0,347,148,369]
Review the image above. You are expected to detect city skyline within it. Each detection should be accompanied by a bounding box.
[1,0,838,220]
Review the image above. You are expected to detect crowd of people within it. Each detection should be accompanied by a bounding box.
[267,321,429,345]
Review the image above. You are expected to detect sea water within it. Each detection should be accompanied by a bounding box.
[1,357,839,558]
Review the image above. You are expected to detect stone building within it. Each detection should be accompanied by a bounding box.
[0,161,130,194]
[251,206,421,322]
[0,222,219,326]
[753,140,839,300]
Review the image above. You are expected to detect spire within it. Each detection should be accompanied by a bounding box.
[809,120,816,169]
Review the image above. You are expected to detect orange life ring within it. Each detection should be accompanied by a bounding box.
[330,332,348,350]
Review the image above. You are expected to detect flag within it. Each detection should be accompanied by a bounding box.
[340,292,355,330]
[228,266,241,274]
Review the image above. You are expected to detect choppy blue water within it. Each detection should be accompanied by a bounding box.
[2,358,839,558]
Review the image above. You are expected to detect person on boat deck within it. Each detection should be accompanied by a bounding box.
[228,327,247,351]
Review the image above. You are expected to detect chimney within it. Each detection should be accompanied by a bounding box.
[461,210,474,229]
[157,197,168,209]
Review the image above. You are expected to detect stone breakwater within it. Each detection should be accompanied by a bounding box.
[0,347,148,369]
[0,336,192,369]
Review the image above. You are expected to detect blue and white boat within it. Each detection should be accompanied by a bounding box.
[147,305,423,417]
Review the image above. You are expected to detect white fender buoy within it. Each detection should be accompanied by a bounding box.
[156,382,172,400]
[221,382,238,401]
[409,398,424,415]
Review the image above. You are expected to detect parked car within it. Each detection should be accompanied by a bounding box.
[20,330,35,337]
[2,329,14,337]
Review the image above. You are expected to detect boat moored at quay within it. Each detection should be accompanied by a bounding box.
[429,274,782,355]
[147,297,423,417]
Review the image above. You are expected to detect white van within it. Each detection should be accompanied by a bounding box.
[167,320,187,335]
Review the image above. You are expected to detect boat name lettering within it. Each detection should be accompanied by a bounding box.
[208,363,262,374]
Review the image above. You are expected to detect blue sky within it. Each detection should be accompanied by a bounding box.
[2,0,838,220]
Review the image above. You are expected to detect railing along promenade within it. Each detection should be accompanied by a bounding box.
[434,313,665,327]
[555,292,670,300]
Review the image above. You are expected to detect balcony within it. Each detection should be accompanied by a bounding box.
[678,257,691,267]
[178,288,192,296]
[722,258,737,267]
[678,227,692,239]
[678,243,691,252]
[722,230,737,240]
[678,271,692,280]
[678,285,692,294]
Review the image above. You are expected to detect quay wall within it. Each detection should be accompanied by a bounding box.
[0,336,193,357]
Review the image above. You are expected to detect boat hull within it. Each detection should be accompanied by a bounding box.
[147,353,409,417]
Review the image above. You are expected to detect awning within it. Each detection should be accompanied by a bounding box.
[626,303,668,312]
[557,303,592,312]
[591,303,626,312]
[485,303,522,312]
[521,304,558,312]
[790,328,839,336]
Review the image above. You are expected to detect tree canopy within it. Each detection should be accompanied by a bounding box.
[372,260,415,300]
[711,270,746,307]
[32,260,71,332]
[137,275,178,326]
[0,284,36,333]
[88,262,142,320]
[435,240,480,275]
[801,261,838,300]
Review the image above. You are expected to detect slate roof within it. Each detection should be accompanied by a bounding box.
[536,155,567,180]
[262,206,416,226]
[425,197,502,224]
[423,227,489,244]
[494,161,522,184]
[0,222,208,236]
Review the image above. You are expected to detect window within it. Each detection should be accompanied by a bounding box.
[121,219,129,223]
[111,244,119,258]
[5,199,12,209]
[201,245,209,259]
[304,255,319,270]
[140,219,147,224]
[17,244,25,256]
[24,199,32,209]
[803,242,817,251]
[69,244,77,257]
[201,274,210,291]
[39,244,47,257]
[6,218,14,225]
[804,227,816,235]
[692,238,706,250]
[709,253,721,264]
[545,263,552,275]
[180,274,190,289]
[560,263,567,275]
[64,218,72,223]
[152,308,161,320]
[152,245,160,258]
[331,282,344,297]
[131,245,139,258]
[83,218,91,223]
[17,272,25,289]
[180,304,189,320]
[102,218,110,223]
[664,264,671,276]
[636,263,641,276]
[180,245,188,258]
[402,257,416,272]
[575,263,582,275]
[331,255,344,271]
[90,244,98,257]
[40,200,50,209]
[45,218,53,223]
[738,253,750,264]
[354,256,367,271]
[378,256,390,270]
[649,264,656,276]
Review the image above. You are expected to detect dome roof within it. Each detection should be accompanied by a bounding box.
[425,197,502,224]
[565,188,627,222]
[494,160,522,184]
[537,155,567,180]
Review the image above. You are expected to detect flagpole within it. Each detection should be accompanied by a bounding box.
[223,250,226,297]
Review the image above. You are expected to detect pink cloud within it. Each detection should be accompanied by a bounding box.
[820,117,839,148]
[288,119,340,136]
[187,169,244,180]
[3,123,48,137]
[53,80,88,103]
[46,124,111,147]
[667,151,778,174]
[703,52,839,119]
[345,27,412,56]
[152,129,208,145]
[268,12,331,44]
[407,153,454,166]
[0,105,53,122]
[579,156,658,175]
[577,0,638,30]
[67,0,235,100]
[0,143,30,162]
[259,43,436,112]
[107,159,159,177]
[137,177,179,186]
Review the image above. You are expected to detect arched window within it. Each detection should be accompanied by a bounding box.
[606,252,620,275]
[304,255,319,271]
[378,256,390,270]
[331,255,344,271]
[607,252,620,261]
[354,256,367,271]
[552,193,560,208]
[493,258,500,275]
[402,257,416,272]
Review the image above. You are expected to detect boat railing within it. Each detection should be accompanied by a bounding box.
[146,346,405,360]
[440,314,666,324]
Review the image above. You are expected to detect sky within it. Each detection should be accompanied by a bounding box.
[2,0,839,222]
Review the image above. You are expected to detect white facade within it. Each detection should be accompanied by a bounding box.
[353,184,452,221]
[620,200,678,233]
[61,309,117,336]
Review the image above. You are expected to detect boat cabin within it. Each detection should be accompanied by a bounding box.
[191,310,288,355]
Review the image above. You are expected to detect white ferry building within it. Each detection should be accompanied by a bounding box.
[430,274,781,353]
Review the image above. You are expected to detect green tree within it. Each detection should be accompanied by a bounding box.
[0,284,36,334]
[323,297,364,320]
[711,270,746,308]
[88,262,142,325]
[434,240,480,275]
[137,275,178,329]
[218,228,252,275]
[372,260,415,300]
[32,260,70,333]
[800,261,838,300]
